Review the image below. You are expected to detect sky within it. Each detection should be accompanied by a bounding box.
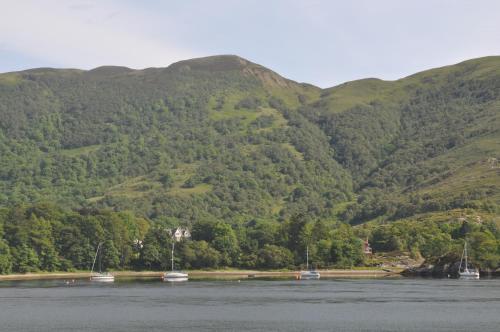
[1,0,499,87]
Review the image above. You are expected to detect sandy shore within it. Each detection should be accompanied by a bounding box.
[0,269,402,281]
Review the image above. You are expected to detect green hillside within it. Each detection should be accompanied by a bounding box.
[303,57,500,225]
[0,55,499,273]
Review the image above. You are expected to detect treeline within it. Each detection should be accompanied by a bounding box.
[1,203,499,274]
[0,204,366,274]
[366,218,500,269]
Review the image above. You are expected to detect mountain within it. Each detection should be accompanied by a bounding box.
[0,55,499,273]
[303,56,500,225]
[0,55,499,226]
[0,55,345,224]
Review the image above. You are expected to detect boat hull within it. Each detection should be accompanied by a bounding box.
[163,272,189,282]
[299,271,321,280]
[90,273,115,282]
[164,277,189,282]
[459,271,480,279]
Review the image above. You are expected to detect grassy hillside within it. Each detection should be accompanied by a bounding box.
[301,57,500,226]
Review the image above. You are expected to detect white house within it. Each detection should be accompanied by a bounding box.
[168,227,191,242]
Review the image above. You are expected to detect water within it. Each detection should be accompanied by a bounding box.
[1,277,500,331]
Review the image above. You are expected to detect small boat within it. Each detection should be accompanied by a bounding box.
[458,242,480,279]
[163,271,189,282]
[299,246,320,280]
[300,270,321,280]
[90,242,115,282]
[90,272,115,282]
[163,242,189,282]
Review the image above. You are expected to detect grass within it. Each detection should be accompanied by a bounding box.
[322,78,399,113]
[363,208,500,229]
[270,198,285,215]
[87,176,160,202]
[105,176,159,199]
[168,162,198,187]
[0,73,22,86]
[168,183,213,197]
[211,107,261,124]
[86,195,105,203]
[319,56,500,116]
[280,143,304,160]
[86,162,214,201]
[412,131,500,204]
[166,163,213,197]
[60,144,101,157]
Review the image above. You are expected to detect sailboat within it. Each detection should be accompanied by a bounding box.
[162,242,188,282]
[90,242,115,282]
[299,246,320,280]
[458,241,480,279]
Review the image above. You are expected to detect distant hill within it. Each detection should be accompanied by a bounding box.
[0,55,499,226]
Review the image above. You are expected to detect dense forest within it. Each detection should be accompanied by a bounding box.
[0,55,499,273]
[1,203,498,274]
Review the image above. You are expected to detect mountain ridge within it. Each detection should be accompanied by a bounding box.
[4,54,499,87]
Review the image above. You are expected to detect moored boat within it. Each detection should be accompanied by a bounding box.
[163,242,189,282]
[459,242,479,279]
[299,246,320,280]
[300,270,321,280]
[90,243,115,282]
[90,272,115,282]
[163,271,189,282]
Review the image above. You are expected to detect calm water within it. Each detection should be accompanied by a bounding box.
[1,277,499,331]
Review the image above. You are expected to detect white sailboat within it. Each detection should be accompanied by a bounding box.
[90,242,115,282]
[300,246,320,280]
[163,242,188,282]
[458,242,480,279]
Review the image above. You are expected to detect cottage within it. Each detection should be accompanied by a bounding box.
[173,227,191,242]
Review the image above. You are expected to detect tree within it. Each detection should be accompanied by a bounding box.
[101,240,120,270]
[139,227,172,270]
[257,245,293,269]
[330,224,364,268]
[246,219,278,248]
[212,222,239,266]
[0,239,12,274]
[469,231,500,269]
[180,240,221,269]
[12,244,40,273]
[420,233,453,260]
[29,215,60,271]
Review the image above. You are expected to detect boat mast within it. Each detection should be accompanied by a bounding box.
[98,244,103,273]
[459,243,465,272]
[91,243,101,275]
[306,246,309,270]
[464,242,469,272]
[171,242,175,272]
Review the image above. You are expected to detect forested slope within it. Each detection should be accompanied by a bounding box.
[302,56,500,225]
[0,55,349,223]
[0,55,499,273]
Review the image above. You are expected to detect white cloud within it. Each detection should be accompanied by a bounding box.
[0,0,197,69]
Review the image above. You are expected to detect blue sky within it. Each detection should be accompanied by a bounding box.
[1,0,499,87]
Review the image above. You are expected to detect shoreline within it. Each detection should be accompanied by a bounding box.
[0,269,402,281]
